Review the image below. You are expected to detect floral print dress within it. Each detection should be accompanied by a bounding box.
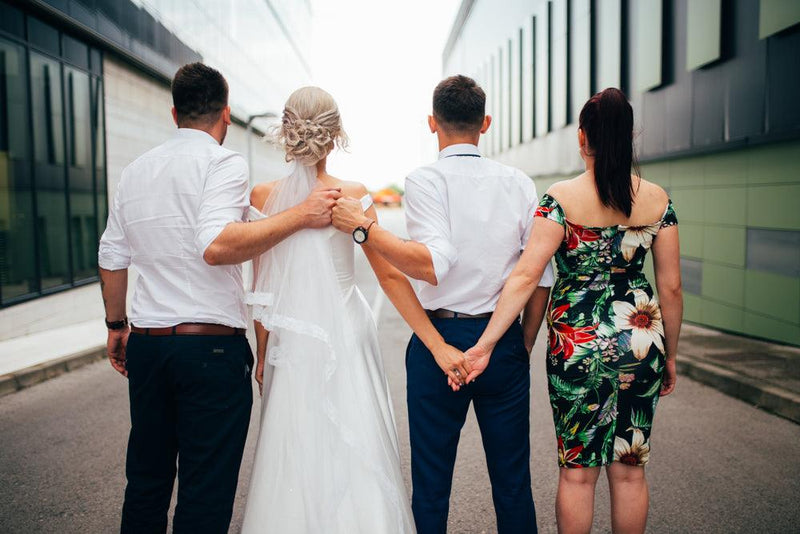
[534,194,678,468]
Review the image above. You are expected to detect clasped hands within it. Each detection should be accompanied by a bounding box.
[434,341,494,392]
[301,186,369,233]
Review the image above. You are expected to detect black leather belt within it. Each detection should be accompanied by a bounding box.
[426,309,493,319]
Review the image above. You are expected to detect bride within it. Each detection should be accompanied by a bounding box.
[241,87,416,533]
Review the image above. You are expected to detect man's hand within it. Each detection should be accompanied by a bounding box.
[332,197,370,234]
[430,342,471,391]
[660,358,677,396]
[464,343,494,384]
[300,187,342,228]
[107,328,130,377]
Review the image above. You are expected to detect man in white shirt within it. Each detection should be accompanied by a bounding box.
[98,63,339,534]
[332,75,553,533]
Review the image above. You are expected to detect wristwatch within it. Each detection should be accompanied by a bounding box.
[352,220,376,244]
[105,317,129,330]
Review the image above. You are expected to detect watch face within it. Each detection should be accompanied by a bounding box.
[353,228,367,243]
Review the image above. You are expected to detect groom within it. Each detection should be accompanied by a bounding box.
[98,63,340,533]
[333,75,554,533]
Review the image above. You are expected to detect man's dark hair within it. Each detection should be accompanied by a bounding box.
[171,62,228,126]
[432,75,486,133]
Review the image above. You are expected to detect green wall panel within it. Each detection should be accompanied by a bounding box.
[683,293,703,323]
[747,184,800,230]
[670,188,704,224]
[703,225,746,266]
[705,151,748,186]
[744,270,800,323]
[743,312,800,346]
[747,141,798,185]
[702,299,744,332]
[702,263,745,306]
[669,157,705,188]
[643,161,670,187]
[680,222,704,258]
[703,187,746,226]
[530,140,799,345]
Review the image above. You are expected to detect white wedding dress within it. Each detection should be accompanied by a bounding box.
[241,163,415,533]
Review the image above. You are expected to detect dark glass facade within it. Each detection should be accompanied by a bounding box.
[0,4,106,306]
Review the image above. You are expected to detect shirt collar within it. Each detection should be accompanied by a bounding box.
[175,128,219,145]
[438,143,481,160]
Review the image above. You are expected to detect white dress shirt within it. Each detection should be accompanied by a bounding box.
[98,128,249,328]
[405,143,554,315]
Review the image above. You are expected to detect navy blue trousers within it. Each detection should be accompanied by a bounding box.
[120,333,253,534]
[406,318,537,534]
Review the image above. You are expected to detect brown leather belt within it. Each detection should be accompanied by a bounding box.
[131,323,246,336]
[426,309,493,320]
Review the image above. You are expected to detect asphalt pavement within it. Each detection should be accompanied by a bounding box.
[1,208,799,533]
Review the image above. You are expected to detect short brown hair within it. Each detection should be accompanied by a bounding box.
[432,75,485,133]
[171,62,228,126]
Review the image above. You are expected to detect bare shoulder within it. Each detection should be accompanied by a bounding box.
[636,177,669,203]
[333,178,369,199]
[250,180,278,209]
[545,177,579,199]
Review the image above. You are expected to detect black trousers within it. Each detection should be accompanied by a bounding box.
[406,318,537,534]
[120,333,253,534]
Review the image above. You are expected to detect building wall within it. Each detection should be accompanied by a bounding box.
[0,47,288,342]
[444,0,800,345]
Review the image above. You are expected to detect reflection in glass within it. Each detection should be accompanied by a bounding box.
[66,67,95,281]
[0,38,36,301]
[30,52,70,289]
[93,77,107,242]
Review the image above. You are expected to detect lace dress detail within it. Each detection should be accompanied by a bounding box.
[241,169,414,533]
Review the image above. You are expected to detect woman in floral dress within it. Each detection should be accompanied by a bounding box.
[465,88,683,534]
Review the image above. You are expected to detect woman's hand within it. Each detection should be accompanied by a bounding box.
[464,342,494,384]
[255,358,265,396]
[660,358,677,396]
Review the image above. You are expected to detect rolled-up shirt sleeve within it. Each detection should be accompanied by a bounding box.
[520,174,555,288]
[194,153,250,254]
[98,179,131,270]
[405,172,458,284]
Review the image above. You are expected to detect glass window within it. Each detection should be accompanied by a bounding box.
[634,0,663,91]
[0,38,37,302]
[594,0,622,91]
[570,0,592,122]
[536,7,549,137]
[550,0,569,130]
[498,46,505,152]
[687,0,721,70]
[27,17,59,56]
[30,51,70,290]
[92,77,107,242]
[62,35,89,70]
[0,16,107,307]
[0,4,24,38]
[65,67,96,281]
[759,0,800,39]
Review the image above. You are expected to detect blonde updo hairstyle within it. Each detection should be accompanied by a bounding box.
[273,86,348,165]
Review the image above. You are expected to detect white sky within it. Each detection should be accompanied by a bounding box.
[309,0,462,191]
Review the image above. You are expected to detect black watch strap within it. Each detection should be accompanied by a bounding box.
[105,317,129,330]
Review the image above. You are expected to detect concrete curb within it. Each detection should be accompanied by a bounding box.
[2,342,799,427]
[0,346,106,399]
[677,356,800,424]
